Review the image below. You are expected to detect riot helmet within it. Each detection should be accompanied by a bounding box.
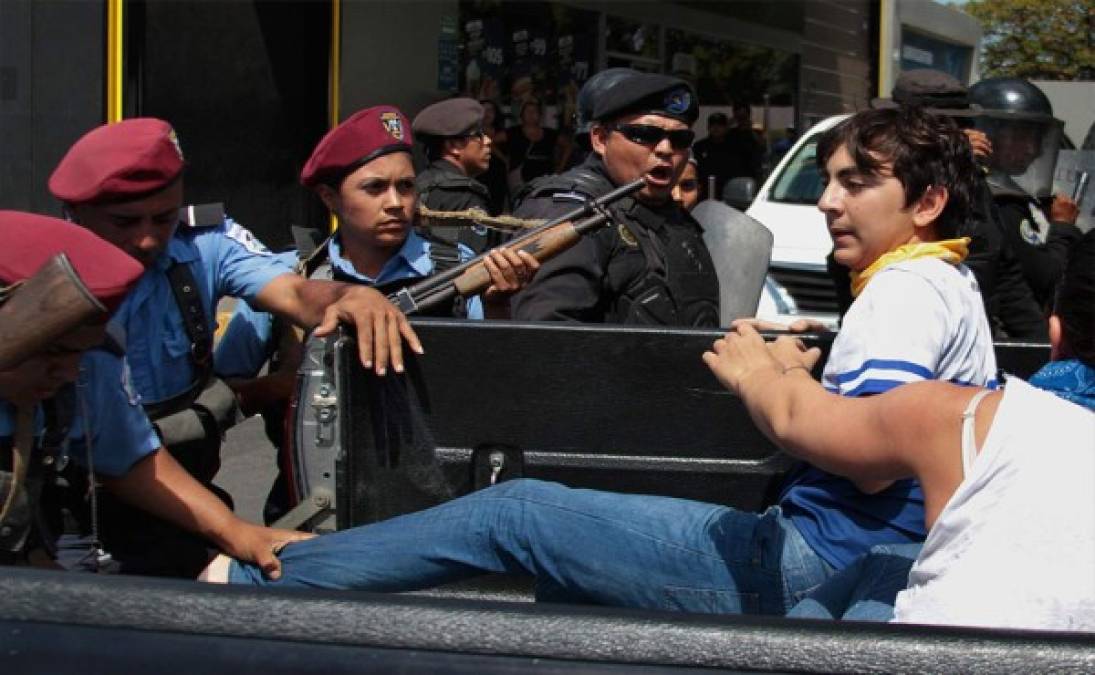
[968,77,1063,200]
[574,68,633,150]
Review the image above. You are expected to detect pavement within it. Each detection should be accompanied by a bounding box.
[211,295,278,524]
[213,415,279,524]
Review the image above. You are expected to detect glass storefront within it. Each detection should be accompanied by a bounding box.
[457,1,799,132]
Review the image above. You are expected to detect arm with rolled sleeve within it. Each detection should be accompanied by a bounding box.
[79,349,313,576]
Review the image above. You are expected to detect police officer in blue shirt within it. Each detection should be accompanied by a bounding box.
[297,105,538,315]
[0,211,309,575]
[48,118,417,576]
[213,106,540,523]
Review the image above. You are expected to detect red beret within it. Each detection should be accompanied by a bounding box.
[0,211,144,312]
[301,106,413,188]
[49,118,185,204]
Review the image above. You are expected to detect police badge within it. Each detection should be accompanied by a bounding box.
[1020,206,1052,246]
[381,112,405,141]
[664,87,692,116]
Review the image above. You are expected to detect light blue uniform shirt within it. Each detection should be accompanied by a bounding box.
[326,230,484,319]
[111,218,294,403]
[0,350,160,477]
[213,232,483,378]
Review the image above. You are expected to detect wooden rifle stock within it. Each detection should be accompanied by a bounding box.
[0,254,106,371]
[392,178,645,314]
[451,218,590,296]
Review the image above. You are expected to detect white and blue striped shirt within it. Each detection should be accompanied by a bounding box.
[823,257,997,396]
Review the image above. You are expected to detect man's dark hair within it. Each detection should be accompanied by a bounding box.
[423,138,447,162]
[816,107,977,239]
[1055,228,1095,368]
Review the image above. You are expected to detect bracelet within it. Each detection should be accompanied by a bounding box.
[782,364,811,375]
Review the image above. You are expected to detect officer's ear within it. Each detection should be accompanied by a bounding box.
[590,123,610,156]
[442,137,466,160]
[315,184,340,213]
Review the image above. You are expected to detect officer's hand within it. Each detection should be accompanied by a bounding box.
[1050,193,1079,225]
[963,129,993,160]
[313,286,424,375]
[730,317,832,334]
[482,248,540,301]
[223,523,315,581]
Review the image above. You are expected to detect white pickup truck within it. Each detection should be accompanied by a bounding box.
[748,115,849,328]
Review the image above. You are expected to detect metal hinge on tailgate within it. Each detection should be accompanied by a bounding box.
[311,381,338,447]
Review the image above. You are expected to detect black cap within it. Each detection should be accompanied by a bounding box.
[707,112,729,126]
[871,69,977,116]
[413,98,485,138]
[576,68,634,137]
[591,71,698,125]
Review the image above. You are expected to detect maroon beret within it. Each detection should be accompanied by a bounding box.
[0,211,144,312]
[49,118,185,204]
[301,106,413,188]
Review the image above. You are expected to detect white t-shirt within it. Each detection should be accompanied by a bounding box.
[824,258,998,395]
[893,378,1095,630]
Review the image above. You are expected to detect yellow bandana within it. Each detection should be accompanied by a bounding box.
[849,238,970,297]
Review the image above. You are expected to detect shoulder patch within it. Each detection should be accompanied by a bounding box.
[617,222,639,247]
[1018,217,1047,246]
[1026,207,1052,245]
[224,220,272,256]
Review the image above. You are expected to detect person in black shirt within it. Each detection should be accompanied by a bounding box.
[511,70,720,327]
[412,97,497,252]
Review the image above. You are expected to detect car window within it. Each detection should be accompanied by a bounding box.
[769,137,824,205]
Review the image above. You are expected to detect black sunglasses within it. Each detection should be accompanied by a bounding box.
[610,124,695,150]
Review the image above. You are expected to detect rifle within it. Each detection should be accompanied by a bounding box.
[0,253,106,372]
[0,253,106,546]
[390,178,645,315]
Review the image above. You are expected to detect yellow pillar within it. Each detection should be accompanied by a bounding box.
[329,0,342,232]
[106,0,124,122]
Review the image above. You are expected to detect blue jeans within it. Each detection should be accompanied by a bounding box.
[785,543,921,621]
[230,479,834,615]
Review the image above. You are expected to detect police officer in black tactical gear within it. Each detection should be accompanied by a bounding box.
[511,70,720,327]
[968,77,1083,311]
[413,97,497,253]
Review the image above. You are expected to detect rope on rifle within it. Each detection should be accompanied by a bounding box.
[416,205,546,233]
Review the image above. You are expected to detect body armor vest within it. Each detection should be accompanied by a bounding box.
[518,163,720,327]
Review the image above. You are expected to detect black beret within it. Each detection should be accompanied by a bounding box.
[591,72,698,125]
[413,98,485,138]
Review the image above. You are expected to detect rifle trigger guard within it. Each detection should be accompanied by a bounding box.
[393,287,419,314]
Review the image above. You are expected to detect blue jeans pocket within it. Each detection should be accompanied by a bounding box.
[663,586,759,614]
